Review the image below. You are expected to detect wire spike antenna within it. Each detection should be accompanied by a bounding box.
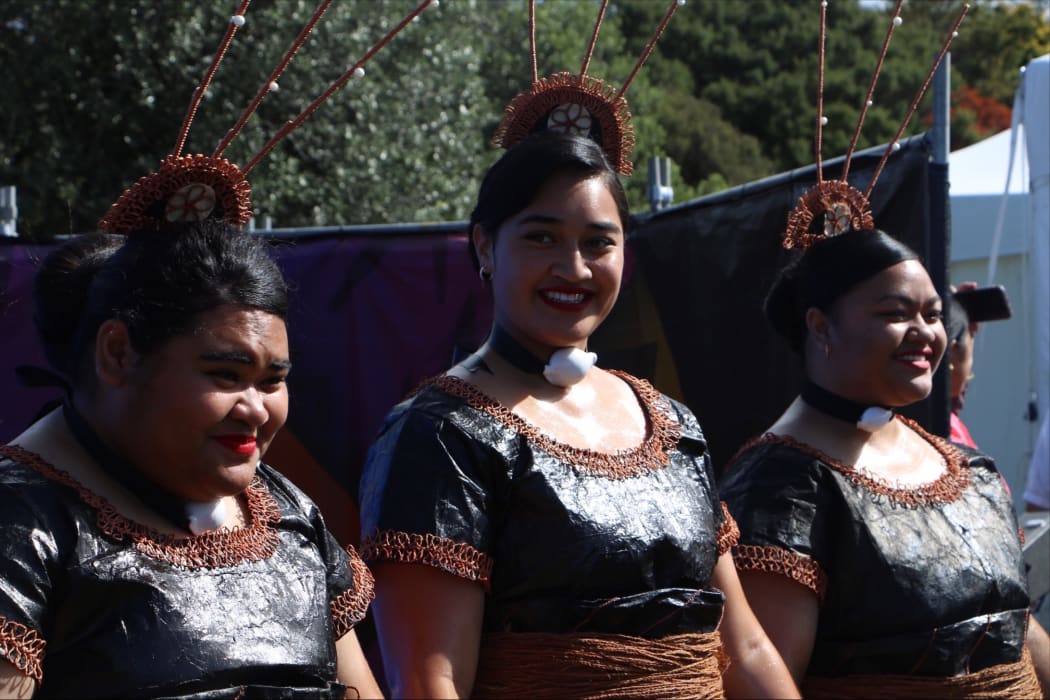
[529,0,538,84]
[100,0,438,235]
[580,0,610,78]
[815,0,828,183]
[243,0,437,176]
[841,0,905,181]
[214,0,334,159]
[614,0,684,102]
[864,3,970,199]
[173,0,253,159]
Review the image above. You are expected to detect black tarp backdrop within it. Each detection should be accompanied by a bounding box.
[592,133,944,472]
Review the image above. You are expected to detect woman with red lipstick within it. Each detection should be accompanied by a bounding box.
[0,222,381,698]
[720,229,1050,697]
[359,132,798,699]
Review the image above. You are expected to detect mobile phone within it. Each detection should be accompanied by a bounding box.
[953,285,1012,323]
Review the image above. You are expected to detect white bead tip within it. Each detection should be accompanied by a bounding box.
[820,116,829,126]
[353,67,366,79]
[231,15,246,27]
[892,16,902,26]
[268,81,279,92]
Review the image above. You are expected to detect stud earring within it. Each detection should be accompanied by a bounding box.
[479,267,492,282]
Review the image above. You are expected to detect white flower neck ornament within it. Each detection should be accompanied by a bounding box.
[488,325,597,388]
[185,499,229,535]
[543,347,599,387]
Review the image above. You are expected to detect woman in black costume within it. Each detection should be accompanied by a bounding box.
[720,229,1050,697]
[0,222,382,698]
[358,131,798,699]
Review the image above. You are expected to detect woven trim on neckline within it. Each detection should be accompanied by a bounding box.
[423,372,682,480]
[0,444,282,570]
[359,529,493,591]
[331,548,376,638]
[732,543,828,603]
[736,416,971,507]
[717,502,740,556]
[0,616,45,683]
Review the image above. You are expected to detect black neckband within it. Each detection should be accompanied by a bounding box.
[800,380,888,425]
[487,324,547,375]
[63,402,193,532]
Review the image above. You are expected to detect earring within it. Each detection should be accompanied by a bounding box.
[823,343,831,360]
[949,362,955,371]
[479,267,492,282]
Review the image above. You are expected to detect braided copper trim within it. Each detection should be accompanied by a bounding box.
[423,372,681,480]
[0,445,282,570]
[729,416,971,507]
[0,616,45,683]
[359,529,494,589]
[732,544,828,603]
[331,547,376,638]
[492,72,635,175]
[716,502,740,556]
[98,154,252,234]
[782,180,875,250]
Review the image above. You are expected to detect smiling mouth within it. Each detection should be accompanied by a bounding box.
[539,289,592,308]
[214,435,257,456]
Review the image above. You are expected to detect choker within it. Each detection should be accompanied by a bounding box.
[487,325,597,388]
[800,380,894,432]
[63,402,229,534]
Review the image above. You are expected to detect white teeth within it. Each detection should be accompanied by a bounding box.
[899,354,926,361]
[544,291,586,304]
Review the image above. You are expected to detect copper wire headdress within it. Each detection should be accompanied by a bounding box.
[492,0,684,176]
[782,0,970,250]
[98,0,437,235]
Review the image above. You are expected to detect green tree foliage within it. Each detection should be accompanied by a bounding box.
[0,0,491,237]
[0,0,1045,237]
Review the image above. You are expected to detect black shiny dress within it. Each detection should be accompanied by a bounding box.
[0,445,374,698]
[359,372,738,638]
[719,417,1030,678]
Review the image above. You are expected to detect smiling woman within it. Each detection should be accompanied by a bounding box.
[720,228,1049,697]
[358,132,798,699]
[0,221,381,698]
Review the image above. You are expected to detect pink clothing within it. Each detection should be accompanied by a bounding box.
[950,411,978,449]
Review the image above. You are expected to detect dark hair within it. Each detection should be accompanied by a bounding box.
[764,229,920,353]
[945,296,970,344]
[468,131,630,270]
[34,220,289,388]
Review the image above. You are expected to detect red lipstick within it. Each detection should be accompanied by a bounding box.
[214,435,257,456]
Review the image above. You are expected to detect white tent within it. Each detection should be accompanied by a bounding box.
[949,54,1049,508]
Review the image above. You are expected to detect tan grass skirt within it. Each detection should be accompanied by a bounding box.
[471,630,727,699]
[801,647,1041,699]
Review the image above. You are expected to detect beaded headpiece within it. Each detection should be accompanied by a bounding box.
[782,0,970,250]
[98,0,437,235]
[492,0,685,176]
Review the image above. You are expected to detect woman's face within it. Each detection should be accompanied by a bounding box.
[119,305,290,501]
[475,172,625,355]
[821,259,947,407]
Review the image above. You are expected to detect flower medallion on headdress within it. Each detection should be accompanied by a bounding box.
[781,0,969,251]
[97,0,438,236]
[492,0,684,177]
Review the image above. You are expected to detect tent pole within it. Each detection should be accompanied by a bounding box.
[928,52,951,438]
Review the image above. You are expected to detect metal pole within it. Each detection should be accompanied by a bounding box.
[929,53,952,437]
[0,186,17,237]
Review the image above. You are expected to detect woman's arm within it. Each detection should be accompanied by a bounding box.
[370,562,484,699]
[735,567,820,685]
[0,659,34,699]
[335,628,384,699]
[1027,615,1050,697]
[711,553,800,699]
